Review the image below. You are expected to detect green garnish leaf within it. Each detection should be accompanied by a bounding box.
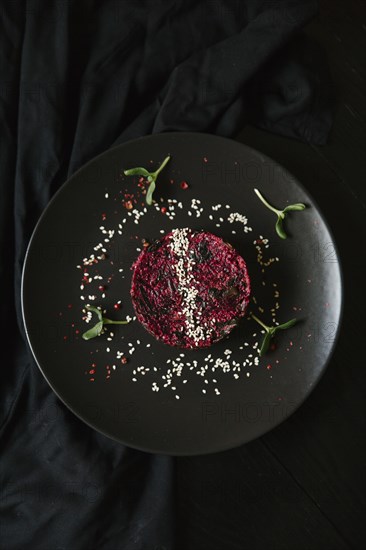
[85,305,103,321]
[123,156,171,206]
[146,180,156,206]
[275,318,298,331]
[275,218,287,239]
[82,306,130,341]
[123,167,151,177]
[259,331,272,356]
[82,321,103,340]
[251,314,298,356]
[254,188,307,239]
[283,203,306,212]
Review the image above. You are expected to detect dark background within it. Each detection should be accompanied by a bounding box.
[175,2,366,549]
[1,0,365,549]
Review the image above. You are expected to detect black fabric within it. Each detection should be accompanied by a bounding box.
[0,1,332,549]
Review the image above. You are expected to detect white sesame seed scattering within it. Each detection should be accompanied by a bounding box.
[76,163,285,394]
[168,228,213,345]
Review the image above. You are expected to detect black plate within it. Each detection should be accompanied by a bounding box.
[21,132,343,455]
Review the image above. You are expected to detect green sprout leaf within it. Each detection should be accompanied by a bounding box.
[276,318,298,331]
[283,203,306,212]
[123,167,151,177]
[254,188,307,239]
[146,180,156,206]
[251,314,298,356]
[259,331,273,356]
[82,321,103,340]
[82,306,130,341]
[275,217,287,239]
[123,155,171,206]
[85,305,103,321]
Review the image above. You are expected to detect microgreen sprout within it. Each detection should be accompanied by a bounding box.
[82,305,129,340]
[251,313,297,356]
[254,188,306,239]
[124,155,171,205]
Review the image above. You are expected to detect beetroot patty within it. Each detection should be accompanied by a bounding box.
[130,228,251,348]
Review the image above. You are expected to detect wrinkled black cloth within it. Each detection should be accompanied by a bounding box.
[0,1,332,549]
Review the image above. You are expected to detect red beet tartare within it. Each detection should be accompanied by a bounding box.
[131,228,251,348]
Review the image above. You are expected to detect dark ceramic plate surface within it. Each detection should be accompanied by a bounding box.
[21,133,343,455]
